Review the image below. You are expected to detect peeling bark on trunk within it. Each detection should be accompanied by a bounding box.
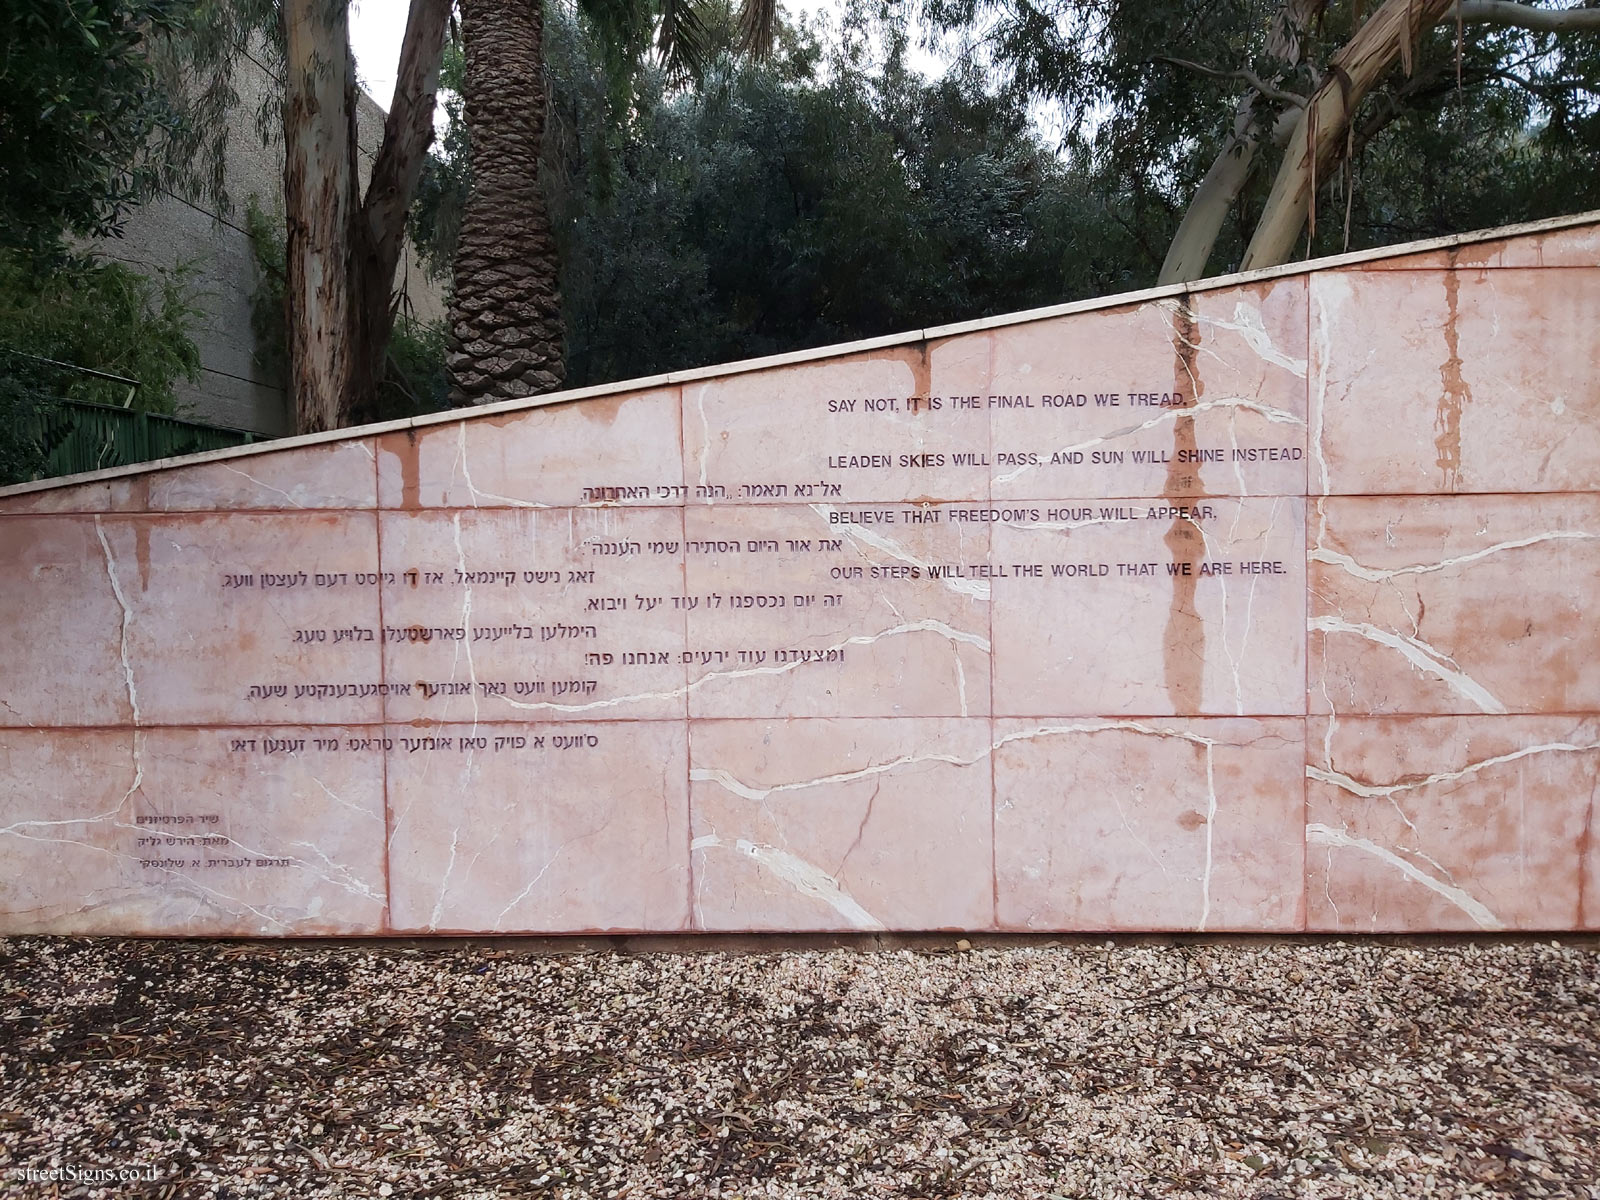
[282,0,448,434]
[1158,0,1322,285]
[1240,0,1457,271]
[447,0,565,406]
[282,0,359,435]
[352,0,451,423]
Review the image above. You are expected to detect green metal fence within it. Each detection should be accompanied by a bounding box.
[1,350,266,484]
[32,404,259,480]
[9,396,261,483]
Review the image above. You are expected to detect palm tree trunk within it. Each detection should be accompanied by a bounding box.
[447,0,565,405]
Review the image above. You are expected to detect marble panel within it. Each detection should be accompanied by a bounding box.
[385,721,690,933]
[1310,494,1600,715]
[0,726,387,935]
[1310,267,1600,494]
[688,717,994,931]
[0,513,383,728]
[991,497,1305,716]
[1306,715,1598,931]
[993,717,1305,931]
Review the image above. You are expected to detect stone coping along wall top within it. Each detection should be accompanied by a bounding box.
[1,211,1598,936]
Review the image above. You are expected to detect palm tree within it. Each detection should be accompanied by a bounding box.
[446,0,776,405]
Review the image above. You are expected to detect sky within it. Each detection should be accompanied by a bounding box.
[348,0,942,113]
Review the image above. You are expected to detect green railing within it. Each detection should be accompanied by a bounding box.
[4,394,262,485]
[1,350,267,485]
[26,398,262,478]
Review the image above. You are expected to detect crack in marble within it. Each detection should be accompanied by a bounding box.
[695,719,1231,796]
[693,385,712,490]
[454,424,548,508]
[991,395,1304,486]
[1310,281,1343,499]
[311,777,382,822]
[1311,530,1600,582]
[1308,615,1507,714]
[153,866,296,931]
[690,833,884,930]
[451,514,482,738]
[1309,740,1600,800]
[95,519,141,726]
[488,619,989,715]
[430,826,462,930]
[1157,297,1309,378]
[0,697,36,727]
[287,839,383,903]
[95,519,144,808]
[1306,821,1504,931]
[1109,788,1175,882]
[811,504,990,601]
[218,464,306,509]
[491,847,563,929]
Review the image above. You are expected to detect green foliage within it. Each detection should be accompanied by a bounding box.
[413,4,1149,389]
[0,250,202,412]
[1,0,282,265]
[243,197,288,382]
[376,316,452,421]
[921,0,1600,271]
[0,376,56,485]
[409,39,470,283]
[407,0,1599,393]
[0,0,192,262]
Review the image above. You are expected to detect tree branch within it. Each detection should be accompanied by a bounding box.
[1155,55,1310,108]
[363,0,450,269]
[1454,1,1600,33]
[1242,0,1460,270]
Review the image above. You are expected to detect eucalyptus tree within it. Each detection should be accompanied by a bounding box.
[280,0,450,431]
[924,0,1600,282]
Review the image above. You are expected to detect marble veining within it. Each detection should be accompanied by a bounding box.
[2,216,1598,934]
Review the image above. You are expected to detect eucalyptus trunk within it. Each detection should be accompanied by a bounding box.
[1240,0,1457,270]
[281,0,449,434]
[1158,0,1322,285]
[447,0,565,405]
[282,0,359,434]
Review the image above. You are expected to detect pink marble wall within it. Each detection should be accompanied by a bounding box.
[2,215,1596,934]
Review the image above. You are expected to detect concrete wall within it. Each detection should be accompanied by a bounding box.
[91,45,447,436]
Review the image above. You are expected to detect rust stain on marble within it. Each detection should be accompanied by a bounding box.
[397,430,422,509]
[133,521,151,591]
[1163,297,1207,713]
[1434,263,1472,490]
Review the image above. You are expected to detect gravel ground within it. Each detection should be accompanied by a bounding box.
[2,937,1598,1199]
